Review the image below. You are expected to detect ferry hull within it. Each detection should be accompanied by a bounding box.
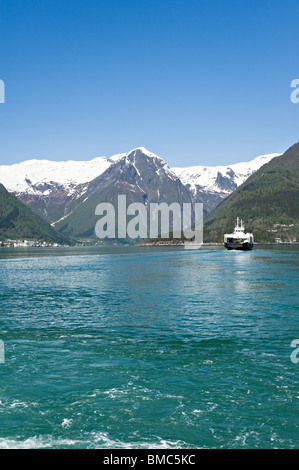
[224,242,253,251]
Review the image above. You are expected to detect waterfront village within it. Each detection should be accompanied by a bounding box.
[0,239,68,247]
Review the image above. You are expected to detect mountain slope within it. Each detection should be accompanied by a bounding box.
[0,148,279,223]
[172,153,280,212]
[204,143,299,243]
[0,155,124,223]
[0,184,72,244]
[55,147,193,239]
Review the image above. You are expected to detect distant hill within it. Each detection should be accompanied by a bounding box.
[0,184,72,244]
[204,142,299,243]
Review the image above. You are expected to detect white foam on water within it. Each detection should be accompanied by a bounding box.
[61,418,73,428]
[0,436,80,449]
[90,431,191,449]
[0,432,192,449]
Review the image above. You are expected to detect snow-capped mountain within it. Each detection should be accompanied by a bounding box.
[0,155,121,195]
[0,152,126,223]
[0,147,280,226]
[55,147,193,239]
[172,153,281,212]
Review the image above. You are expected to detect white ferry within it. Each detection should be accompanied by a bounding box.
[224,218,254,250]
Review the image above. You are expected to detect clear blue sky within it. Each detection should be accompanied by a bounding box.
[0,0,299,167]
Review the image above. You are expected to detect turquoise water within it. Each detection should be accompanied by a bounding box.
[0,245,298,449]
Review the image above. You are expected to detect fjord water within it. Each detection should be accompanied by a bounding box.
[0,245,298,449]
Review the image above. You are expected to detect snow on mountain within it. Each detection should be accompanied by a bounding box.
[0,148,282,222]
[54,147,193,238]
[0,156,112,196]
[0,147,168,196]
[0,149,279,198]
[124,147,179,181]
[0,147,181,224]
[0,152,127,223]
[171,153,281,196]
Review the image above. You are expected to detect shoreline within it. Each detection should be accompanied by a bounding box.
[138,242,298,247]
[1,242,298,249]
